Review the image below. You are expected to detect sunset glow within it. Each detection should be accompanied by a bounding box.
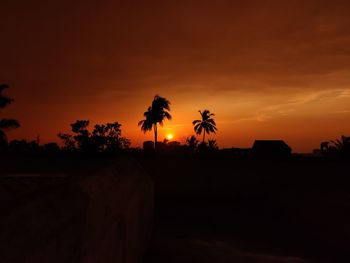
[2,1,350,152]
[167,134,174,140]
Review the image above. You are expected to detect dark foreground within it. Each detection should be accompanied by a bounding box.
[0,155,349,262]
[138,156,350,263]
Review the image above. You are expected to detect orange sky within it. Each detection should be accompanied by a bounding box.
[1,0,350,152]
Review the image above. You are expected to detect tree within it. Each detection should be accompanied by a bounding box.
[8,139,39,155]
[71,120,92,153]
[186,135,199,152]
[57,132,76,152]
[58,120,130,154]
[208,139,219,150]
[42,142,61,155]
[192,110,217,144]
[0,84,20,144]
[138,95,171,150]
[320,141,329,154]
[331,135,350,157]
[92,122,130,152]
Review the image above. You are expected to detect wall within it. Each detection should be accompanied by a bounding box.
[0,157,153,263]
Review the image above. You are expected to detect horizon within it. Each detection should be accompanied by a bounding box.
[2,1,350,153]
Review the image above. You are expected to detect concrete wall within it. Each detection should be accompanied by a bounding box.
[0,157,153,263]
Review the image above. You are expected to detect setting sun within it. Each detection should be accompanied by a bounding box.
[166,134,173,140]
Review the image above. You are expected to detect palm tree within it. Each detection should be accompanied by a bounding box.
[186,135,199,152]
[192,110,217,144]
[208,139,219,150]
[138,95,171,150]
[0,84,20,143]
[331,135,350,156]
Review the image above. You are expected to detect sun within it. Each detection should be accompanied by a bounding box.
[166,134,173,140]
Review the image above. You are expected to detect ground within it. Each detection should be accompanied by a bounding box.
[138,155,350,262]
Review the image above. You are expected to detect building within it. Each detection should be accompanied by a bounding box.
[251,140,292,158]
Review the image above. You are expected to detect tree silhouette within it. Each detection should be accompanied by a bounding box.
[208,139,219,150]
[57,132,76,152]
[320,141,329,154]
[192,110,217,144]
[92,122,130,152]
[0,84,20,144]
[331,135,350,157]
[186,135,199,152]
[138,107,153,133]
[58,120,129,154]
[70,120,92,152]
[138,95,171,150]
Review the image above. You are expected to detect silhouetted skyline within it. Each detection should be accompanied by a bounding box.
[2,1,350,152]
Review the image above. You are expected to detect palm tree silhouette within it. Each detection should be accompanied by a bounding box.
[0,84,20,143]
[138,95,171,150]
[208,139,219,150]
[192,110,217,144]
[186,135,199,152]
[331,135,350,156]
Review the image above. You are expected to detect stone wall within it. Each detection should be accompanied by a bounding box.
[0,157,153,263]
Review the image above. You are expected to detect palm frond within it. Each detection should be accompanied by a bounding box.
[138,120,145,127]
[207,119,216,125]
[195,125,202,135]
[163,111,172,120]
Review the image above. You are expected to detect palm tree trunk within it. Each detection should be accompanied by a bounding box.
[154,123,158,150]
[202,131,205,144]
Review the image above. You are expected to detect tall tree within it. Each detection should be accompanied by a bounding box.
[192,110,217,144]
[0,84,20,143]
[138,95,171,150]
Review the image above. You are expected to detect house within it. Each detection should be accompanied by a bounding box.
[251,140,292,158]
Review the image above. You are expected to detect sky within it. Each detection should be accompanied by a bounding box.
[1,0,350,152]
